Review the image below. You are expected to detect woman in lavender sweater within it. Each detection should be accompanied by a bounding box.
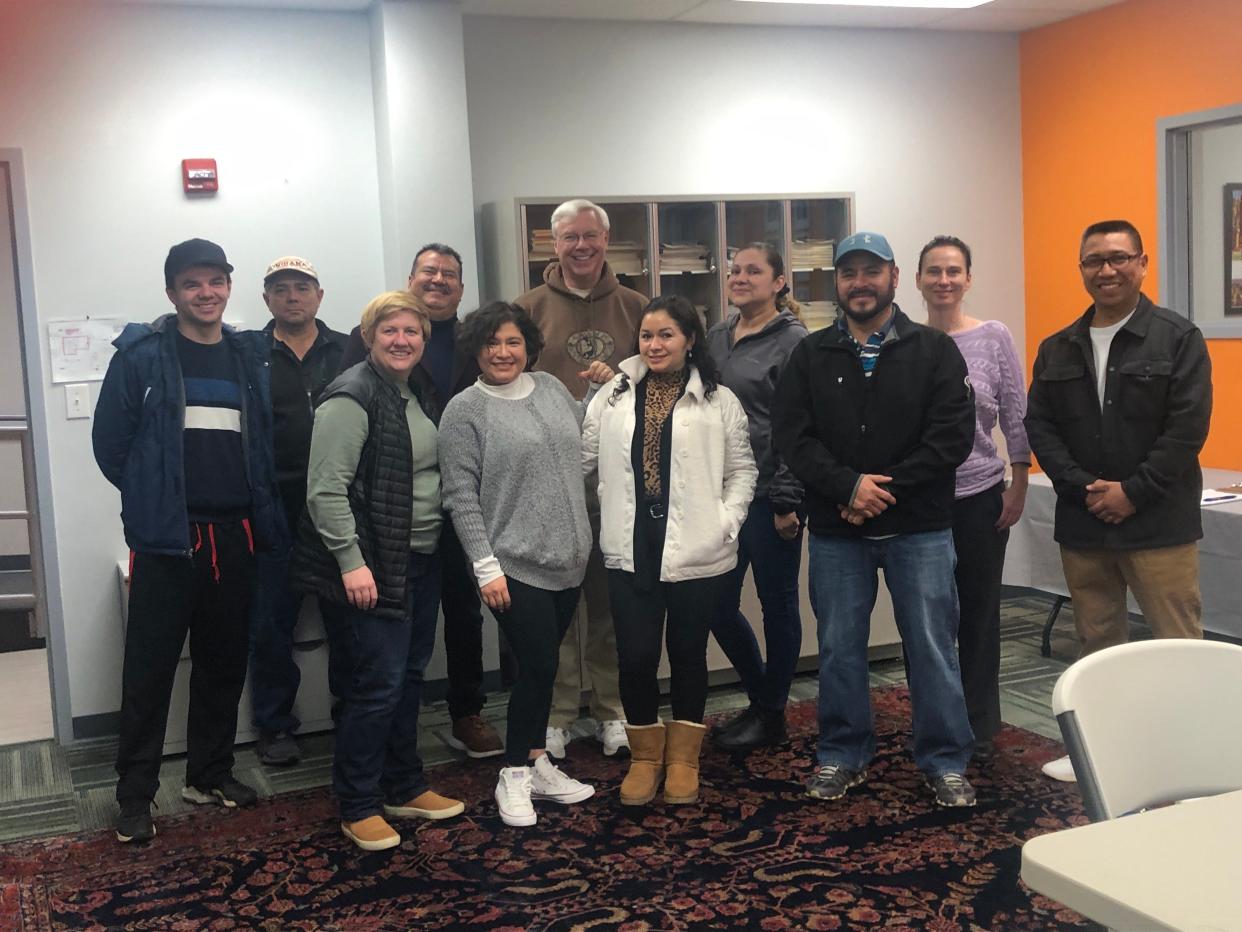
[916,235,1030,757]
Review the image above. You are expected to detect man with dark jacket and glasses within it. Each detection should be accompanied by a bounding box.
[1026,219,1213,783]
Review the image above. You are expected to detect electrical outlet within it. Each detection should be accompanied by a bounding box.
[66,383,91,419]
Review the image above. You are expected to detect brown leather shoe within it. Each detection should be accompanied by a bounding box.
[341,815,400,851]
[447,715,505,759]
[383,789,465,821]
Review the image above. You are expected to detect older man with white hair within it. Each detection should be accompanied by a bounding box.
[515,198,646,758]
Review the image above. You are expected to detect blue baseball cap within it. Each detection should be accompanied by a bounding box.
[835,231,895,264]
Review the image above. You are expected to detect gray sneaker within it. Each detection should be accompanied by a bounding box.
[805,764,866,800]
[928,772,977,807]
[257,731,300,767]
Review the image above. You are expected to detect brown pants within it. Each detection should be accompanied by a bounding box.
[549,532,624,728]
[1060,542,1203,657]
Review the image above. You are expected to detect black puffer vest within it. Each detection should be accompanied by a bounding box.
[289,360,439,620]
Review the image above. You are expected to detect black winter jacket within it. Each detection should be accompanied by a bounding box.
[706,309,808,514]
[1025,294,1212,550]
[264,319,347,527]
[289,360,440,620]
[772,306,975,537]
[93,314,284,556]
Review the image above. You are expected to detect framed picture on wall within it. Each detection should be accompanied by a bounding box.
[1227,183,1242,316]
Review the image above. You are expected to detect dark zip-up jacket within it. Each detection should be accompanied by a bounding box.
[264,318,347,527]
[1025,293,1212,550]
[289,360,440,620]
[706,308,808,514]
[772,305,975,537]
[92,313,284,556]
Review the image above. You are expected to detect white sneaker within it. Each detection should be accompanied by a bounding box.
[1041,755,1077,782]
[545,726,570,760]
[495,767,537,827]
[595,719,629,757]
[530,754,595,804]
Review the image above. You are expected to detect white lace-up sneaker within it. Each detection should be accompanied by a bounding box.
[495,767,536,827]
[595,719,629,757]
[1041,755,1077,782]
[544,726,570,760]
[529,754,595,805]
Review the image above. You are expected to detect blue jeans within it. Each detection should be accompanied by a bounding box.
[709,498,803,711]
[808,530,973,777]
[249,548,350,736]
[334,551,441,822]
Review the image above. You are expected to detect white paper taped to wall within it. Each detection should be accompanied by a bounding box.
[47,318,126,383]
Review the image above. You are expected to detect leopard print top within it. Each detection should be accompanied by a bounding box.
[642,369,687,499]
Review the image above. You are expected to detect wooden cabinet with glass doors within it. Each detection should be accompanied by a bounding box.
[516,194,853,331]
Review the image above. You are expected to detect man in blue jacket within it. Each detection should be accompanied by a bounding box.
[773,231,978,808]
[93,238,284,844]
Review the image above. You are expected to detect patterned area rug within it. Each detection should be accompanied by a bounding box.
[0,688,1091,930]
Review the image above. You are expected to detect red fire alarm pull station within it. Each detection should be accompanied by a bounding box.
[182,159,218,194]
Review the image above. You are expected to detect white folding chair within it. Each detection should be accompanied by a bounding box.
[1051,638,1242,821]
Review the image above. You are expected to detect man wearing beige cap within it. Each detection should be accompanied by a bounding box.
[249,256,349,766]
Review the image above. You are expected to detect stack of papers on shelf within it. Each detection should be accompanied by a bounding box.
[791,238,835,269]
[529,229,555,262]
[800,300,837,332]
[660,242,711,273]
[608,241,645,276]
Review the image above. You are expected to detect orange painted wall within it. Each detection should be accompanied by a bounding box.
[1020,0,1242,468]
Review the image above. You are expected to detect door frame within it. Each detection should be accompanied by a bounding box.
[1,148,72,743]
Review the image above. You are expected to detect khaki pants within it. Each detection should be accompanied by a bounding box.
[1060,542,1203,657]
[549,540,624,727]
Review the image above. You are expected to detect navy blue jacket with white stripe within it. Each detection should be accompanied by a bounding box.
[92,313,286,556]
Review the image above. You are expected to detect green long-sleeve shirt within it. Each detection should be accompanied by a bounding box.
[306,381,441,573]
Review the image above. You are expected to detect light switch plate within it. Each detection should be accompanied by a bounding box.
[66,383,91,419]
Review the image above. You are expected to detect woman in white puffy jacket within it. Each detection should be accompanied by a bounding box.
[583,294,757,808]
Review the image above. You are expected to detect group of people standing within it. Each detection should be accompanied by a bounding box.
[94,199,1212,850]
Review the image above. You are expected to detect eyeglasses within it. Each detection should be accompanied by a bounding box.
[556,231,604,246]
[1079,252,1141,272]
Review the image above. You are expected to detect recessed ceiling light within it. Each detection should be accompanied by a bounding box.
[735,0,993,8]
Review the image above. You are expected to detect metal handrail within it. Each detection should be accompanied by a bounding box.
[0,415,45,639]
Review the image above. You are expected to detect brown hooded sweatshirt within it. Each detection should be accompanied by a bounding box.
[515,260,647,400]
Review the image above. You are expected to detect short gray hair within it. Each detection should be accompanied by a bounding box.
[550,198,610,235]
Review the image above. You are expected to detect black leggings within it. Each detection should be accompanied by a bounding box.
[491,577,580,766]
[608,569,729,725]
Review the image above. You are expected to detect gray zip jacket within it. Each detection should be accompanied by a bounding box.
[705,308,808,514]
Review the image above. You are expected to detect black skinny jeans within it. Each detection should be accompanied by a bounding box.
[608,568,730,725]
[491,578,580,767]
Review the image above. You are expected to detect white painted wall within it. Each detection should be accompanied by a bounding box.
[369,0,482,307]
[0,0,385,726]
[463,16,1026,345]
[1190,120,1242,324]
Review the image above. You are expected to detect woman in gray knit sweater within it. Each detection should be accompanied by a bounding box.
[438,302,612,827]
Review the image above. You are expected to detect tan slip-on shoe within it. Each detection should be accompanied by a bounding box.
[342,815,401,851]
[383,789,466,820]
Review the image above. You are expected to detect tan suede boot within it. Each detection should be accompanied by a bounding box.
[619,722,665,806]
[664,720,706,804]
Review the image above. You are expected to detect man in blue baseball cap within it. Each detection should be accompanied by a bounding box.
[772,230,979,808]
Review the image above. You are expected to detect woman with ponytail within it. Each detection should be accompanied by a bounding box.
[705,243,810,750]
[583,295,756,807]
[915,235,1029,761]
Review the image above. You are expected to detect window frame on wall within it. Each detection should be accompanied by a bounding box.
[1158,101,1242,339]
